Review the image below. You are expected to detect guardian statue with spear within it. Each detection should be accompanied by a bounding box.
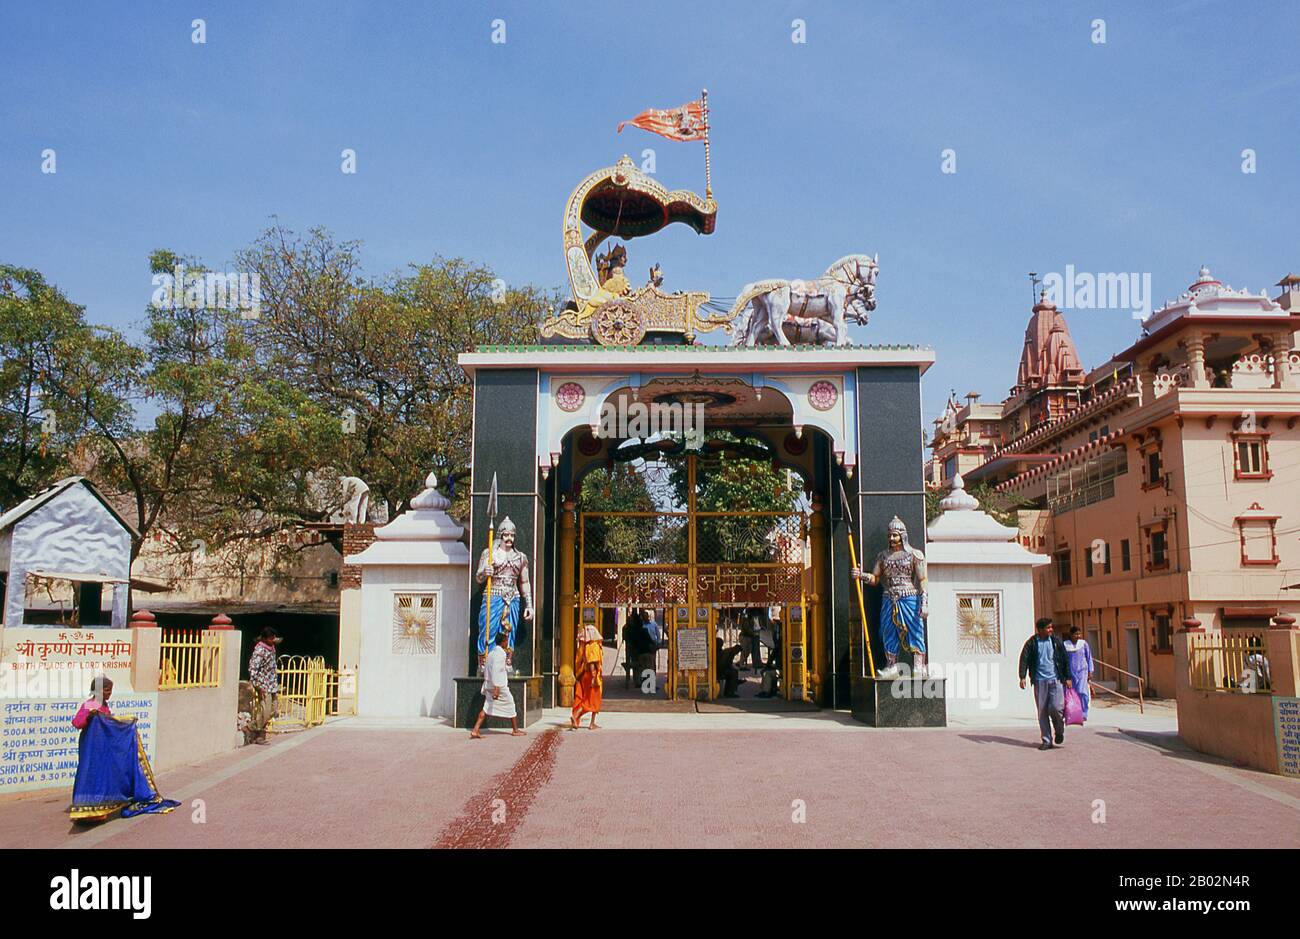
[476,474,533,672]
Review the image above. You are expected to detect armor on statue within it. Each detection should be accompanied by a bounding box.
[476,516,533,665]
[854,515,928,678]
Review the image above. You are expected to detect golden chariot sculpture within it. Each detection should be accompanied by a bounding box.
[541,156,734,346]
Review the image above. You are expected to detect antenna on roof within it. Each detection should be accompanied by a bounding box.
[1028,272,1043,305]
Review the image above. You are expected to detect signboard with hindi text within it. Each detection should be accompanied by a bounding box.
[1,628,135,695]
[0,694,158,794]
[676,627,709,671]
[1275,696,1300,779]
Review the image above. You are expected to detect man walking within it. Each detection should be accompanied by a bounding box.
[471,631,526,738]
[1018,617,1072,750]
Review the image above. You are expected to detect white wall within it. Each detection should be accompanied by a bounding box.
[927,563,1037,720]
[357,565,469,719]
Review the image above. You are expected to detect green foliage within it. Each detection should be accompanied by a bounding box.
[0,227,555,572]
[577,464,665,564]
[0,265,94,507]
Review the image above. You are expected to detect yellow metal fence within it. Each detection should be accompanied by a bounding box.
[1188,631,1273,694]
[269,655,332,729]
[159,628,222,689]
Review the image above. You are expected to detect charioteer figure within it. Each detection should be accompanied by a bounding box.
[852,515,929,679]
[576,244,631,324]
[476,516,533,670]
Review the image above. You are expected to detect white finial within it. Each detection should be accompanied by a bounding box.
[939,473,980,512]
[410,470,449,510]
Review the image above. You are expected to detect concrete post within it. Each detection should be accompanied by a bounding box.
[1273,332,1295,389]
[1267,615,1299,697]
[132,624,161,692]
[1184,331,1208,388]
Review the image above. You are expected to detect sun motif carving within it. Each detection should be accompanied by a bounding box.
[392,593,438,655]
[808,380,838,411]
[555,382,586,412]
[956,593,1001,655]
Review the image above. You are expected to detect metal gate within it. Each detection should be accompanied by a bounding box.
[578,452,810,702]
[269,655,332,729]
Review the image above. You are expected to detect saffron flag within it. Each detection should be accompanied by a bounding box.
[617,100,707,141]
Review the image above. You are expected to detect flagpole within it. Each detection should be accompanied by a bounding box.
[701,88,712,199]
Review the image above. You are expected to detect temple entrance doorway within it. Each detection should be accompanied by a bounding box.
[573,435,815,708]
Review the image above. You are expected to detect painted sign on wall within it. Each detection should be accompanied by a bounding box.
[0,694,158,794]
[1,628,135,695]
[1274,696,1300,778]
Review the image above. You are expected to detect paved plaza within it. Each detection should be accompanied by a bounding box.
[3,700,1298,850]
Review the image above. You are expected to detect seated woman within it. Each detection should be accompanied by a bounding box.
[68,676,181,823]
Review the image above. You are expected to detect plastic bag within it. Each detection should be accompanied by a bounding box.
[1063,685,1085,725]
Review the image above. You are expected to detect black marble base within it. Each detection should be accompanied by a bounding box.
[542,671,556,708]
[850,675,947,727]
[454,675,543,729]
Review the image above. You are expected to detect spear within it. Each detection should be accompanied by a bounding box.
[838,481,877,677]
[483,473,498,666]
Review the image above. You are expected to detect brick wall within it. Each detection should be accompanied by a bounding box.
[339,523,377,589]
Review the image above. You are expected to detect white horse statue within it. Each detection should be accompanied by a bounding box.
[728,254,878,347]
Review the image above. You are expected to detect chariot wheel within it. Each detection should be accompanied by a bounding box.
[590,299,647,346]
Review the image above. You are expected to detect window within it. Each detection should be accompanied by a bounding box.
[1152,612,1173,652]
[1085,551,1094,577]
[1045,448,1127,514]
[1143,448,1164,489]
[1121,539,1131,571]
[391,592,439,655]
[1146,527,1169,571]
[1237,505,1280,566]
[955,593,1001,654]
[1055,549,1072,586]
[1231,433,1271,480]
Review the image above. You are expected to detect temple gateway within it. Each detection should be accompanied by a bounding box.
[345,149,1046,730]
[430,150,965,729]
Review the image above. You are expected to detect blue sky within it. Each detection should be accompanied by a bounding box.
[3,1,1297,432]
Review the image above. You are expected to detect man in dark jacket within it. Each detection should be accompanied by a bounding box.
[1018,617,1073,750]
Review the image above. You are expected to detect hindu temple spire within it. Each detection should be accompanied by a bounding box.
[1016,290,1085,390]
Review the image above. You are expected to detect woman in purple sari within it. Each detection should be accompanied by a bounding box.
[1063,627,1095,720]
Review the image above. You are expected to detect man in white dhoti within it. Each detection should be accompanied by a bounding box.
[470,631,526,738]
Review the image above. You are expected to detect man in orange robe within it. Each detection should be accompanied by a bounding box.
[571,623,603,729]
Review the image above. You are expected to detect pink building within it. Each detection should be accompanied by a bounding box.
[948,269,1300,698]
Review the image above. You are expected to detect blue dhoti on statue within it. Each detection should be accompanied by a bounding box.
[69,715,181,822]
[476,594,520,655]
[880,593,925,656]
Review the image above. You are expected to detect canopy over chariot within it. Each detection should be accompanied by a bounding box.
[541,154,734,346]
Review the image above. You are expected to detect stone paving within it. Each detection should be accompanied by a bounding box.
[2,703,1296,849]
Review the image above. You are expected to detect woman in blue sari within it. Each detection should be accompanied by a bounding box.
[68,676,180,823]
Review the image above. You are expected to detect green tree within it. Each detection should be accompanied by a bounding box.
[0,266,94,506]
[577,463,662,564]
[235,225,554,521]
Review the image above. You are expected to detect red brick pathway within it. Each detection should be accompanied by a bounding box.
[2,718,1296,849]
